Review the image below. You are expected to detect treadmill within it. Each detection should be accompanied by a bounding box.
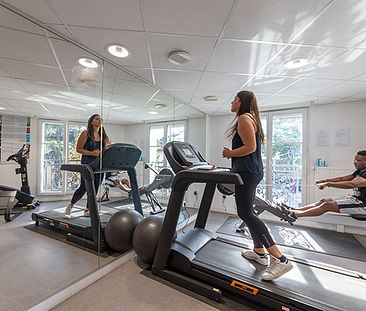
[32,143,143,252]
[152,141,366,311]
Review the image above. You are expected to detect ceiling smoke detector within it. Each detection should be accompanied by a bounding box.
[204,95,218,102]
[168,50,191,65]
[284,57,310,70]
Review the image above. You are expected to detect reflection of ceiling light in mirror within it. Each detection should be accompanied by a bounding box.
[155,103,167,109]
[106,44,130,58]
[168,50,191,65]
[204,95,218,102]
[112,105,128,110]
[148,111,158,114]
[0,107,5,110]
[284,58,310,70]
[78,57,99,69]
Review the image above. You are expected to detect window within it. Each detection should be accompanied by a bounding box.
[259,110,306,207]
[40,121,86,193]
[148,121,185,182]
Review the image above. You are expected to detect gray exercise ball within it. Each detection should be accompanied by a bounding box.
[132,215,166,264]
[105,209,143,252]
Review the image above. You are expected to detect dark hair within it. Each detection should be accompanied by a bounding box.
[357,150,366,157]
[87,114,109,145]
[226,90,264,143]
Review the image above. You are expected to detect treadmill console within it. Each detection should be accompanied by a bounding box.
[173,142,204,165]
[164,141,217,173]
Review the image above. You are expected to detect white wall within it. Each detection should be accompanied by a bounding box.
[0,116,38,195]
[308,100,365,168]
[187,116,206,156]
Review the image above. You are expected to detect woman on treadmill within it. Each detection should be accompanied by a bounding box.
[64,114,110,219]
[222,91,293,281]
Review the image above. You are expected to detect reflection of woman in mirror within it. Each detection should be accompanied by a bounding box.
[222,90,293,281]
[64,114,110,219]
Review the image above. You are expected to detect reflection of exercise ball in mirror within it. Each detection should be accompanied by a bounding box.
[104,209,143,253]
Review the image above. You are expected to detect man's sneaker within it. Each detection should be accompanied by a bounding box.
[262,255,293,281]
[241,250,269,266]
[64,204,72,219]
[84,208,90,217]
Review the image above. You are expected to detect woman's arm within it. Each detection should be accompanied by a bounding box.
[223,115,256,158]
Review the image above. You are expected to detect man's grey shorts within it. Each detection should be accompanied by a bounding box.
[333,195,366,215]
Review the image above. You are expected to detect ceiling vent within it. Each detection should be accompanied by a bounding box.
[168,50,191,65]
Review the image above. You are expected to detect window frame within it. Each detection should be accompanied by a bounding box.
[38,119,86,195]
[260,108,308,206]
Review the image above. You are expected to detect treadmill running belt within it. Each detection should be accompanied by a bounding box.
[193,240,366,311]
[217,216,366,262]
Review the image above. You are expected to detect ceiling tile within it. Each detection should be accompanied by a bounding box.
[313,80,366,98]
[279,77,343,96]
[0,59,65,85]
[49,0,143,31]
[70,26,150,68]
[148,33,216,71]
[263,45,346,77]
[207,40,284,74]
[154,70,202,90]
[141,0,234,36]
[3,0,61,24]
[309,48,366,80]
[197,72,249,92]
[293,0,366,48]
[223,0,330,42]
[0,76,24,91]
[0,27,57,66]
[261,94,311,108]
[245,75,297,95]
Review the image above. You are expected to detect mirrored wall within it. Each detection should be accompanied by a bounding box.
[0,4,205,310]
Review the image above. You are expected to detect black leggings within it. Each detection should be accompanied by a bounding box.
[235,171,275,249]
[71,173,104,205]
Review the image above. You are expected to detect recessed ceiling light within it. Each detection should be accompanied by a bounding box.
[155,103,167,109]
[204,95,218,101]
[78,57,99,69]
[106,44,130,58]
[284,57,310,70]
[168,50,191,65]
[148,111,158,115]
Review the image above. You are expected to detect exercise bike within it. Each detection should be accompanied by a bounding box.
[100,163,174,215]
[0,144,40,221]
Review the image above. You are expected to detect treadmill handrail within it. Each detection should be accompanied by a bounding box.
[61,164,94,181]
[172,169,243,191]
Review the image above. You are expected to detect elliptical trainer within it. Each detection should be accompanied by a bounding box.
[0,144,39,221]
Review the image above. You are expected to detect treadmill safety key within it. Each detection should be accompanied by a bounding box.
[230,280,258,295]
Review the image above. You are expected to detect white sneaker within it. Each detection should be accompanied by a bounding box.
[64,204,72,219]
[241,250,269,266]
[84,208,90,217]
[262,255,293,281]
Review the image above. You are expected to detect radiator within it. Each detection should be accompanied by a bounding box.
[313,167,352,201]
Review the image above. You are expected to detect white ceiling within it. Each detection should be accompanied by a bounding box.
[1,0,366,123]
